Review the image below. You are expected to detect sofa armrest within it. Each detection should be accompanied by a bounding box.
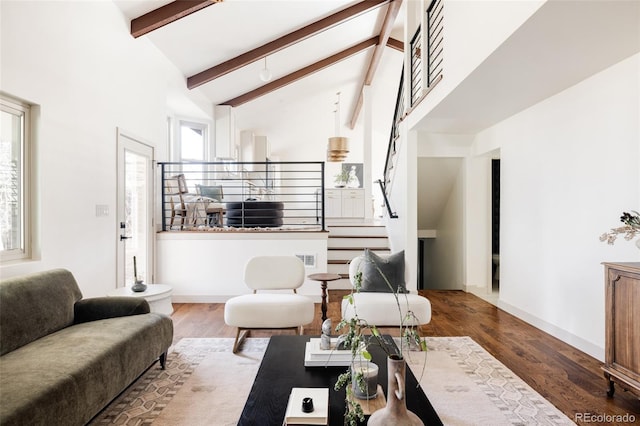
[74,297,150,324]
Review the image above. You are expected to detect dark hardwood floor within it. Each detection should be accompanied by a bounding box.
[170,290,639,426]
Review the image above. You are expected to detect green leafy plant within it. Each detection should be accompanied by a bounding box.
[333,264,427,426]
[600,210,640,245]
[334,169,355,186]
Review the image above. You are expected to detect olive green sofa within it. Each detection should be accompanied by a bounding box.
[0,269,174,426]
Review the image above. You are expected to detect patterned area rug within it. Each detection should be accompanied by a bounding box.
[89,337,575,425]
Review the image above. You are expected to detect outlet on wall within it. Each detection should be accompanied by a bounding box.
[95,205,109,217]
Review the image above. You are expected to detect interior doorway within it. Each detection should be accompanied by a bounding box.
[116,129,154,288]
[491,158,501,296]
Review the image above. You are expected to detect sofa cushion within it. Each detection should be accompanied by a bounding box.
[0,269,82,356]
[224,293,314,328]
[359,249,407,293]
[341,293,432,326]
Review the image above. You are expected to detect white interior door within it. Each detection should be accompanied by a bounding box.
[116,129,154,288]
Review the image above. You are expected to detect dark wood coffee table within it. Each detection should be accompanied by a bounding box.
[238,335,442,426]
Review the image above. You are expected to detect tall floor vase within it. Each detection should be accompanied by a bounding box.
[368,355,424,426]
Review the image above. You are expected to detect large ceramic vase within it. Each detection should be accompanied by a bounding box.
[368,355,424,426]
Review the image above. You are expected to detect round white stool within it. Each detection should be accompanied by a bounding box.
[108,284,173,315]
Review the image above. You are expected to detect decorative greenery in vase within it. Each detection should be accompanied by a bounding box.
[334,169,355,188]
[334,262,427,426]
[599,210,640,247]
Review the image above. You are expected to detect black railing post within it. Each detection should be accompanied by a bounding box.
[377,179,398,219]
[160,162,167,231]
[321,162,326,231]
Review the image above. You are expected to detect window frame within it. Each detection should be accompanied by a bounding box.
[0,94,32,263]
[170,118,211,162]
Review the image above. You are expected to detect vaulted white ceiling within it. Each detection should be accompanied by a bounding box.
[113,0,405,131]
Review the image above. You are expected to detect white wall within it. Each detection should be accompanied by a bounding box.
[431,164,465,289]
[464,156,492,291]
[385,123,419,291]
[474,53,640,359]
[157,232,328,302]
[406,0,544,129]
[0,1,211,296]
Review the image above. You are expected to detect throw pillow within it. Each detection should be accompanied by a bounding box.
[359,249,407,293]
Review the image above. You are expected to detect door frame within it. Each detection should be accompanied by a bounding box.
[116,128,155,288]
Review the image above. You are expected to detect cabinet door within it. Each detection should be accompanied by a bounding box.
[607,267,640,378]
[325,190,342,217]
[341,190,364,217]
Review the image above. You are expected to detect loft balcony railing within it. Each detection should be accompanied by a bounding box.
[409,0,444,107]
[410,28,423,106]
[158,161,325,232]
[426,0,444,88]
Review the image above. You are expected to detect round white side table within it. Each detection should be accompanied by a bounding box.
[108,284,173,315]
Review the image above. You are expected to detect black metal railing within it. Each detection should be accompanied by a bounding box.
[158,161,325,231]
[377,179,398,219]
[426,0,444,87]
[378,64,405,220]
[379,1,444,219]
[383,66,406,189]
[410,27,422,107]
[409,0,443,107]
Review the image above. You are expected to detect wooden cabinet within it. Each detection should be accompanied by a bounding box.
[325,188,364,218]
[602,262,640,398]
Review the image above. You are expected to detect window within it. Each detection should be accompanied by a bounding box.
[169,119,210,192]
[180,121,207,162]
[169,119,208,162]
[0,94,31,262]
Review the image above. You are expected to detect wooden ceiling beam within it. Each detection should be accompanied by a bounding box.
[386,37,404,52]
[221,37,379,108]
[349,0,403,129]
[131,1,221,38]
[188,0,390,89]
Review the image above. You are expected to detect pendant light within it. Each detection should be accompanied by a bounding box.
[327,92,349,162]
[259,57,272,82]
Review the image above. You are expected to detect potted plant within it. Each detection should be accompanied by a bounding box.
[334,169,354,188]
[334,260,427,426]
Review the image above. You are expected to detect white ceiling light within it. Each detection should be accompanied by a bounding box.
[259,57,272,82]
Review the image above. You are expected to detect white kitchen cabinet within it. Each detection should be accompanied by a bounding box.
[325,188,364,218]
[341,189,365,217]
[325,189,343,217]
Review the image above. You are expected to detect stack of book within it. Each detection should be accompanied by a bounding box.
[303,338,357,367]
[283,387,329,425]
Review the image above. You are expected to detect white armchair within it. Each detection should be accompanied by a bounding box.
[224,256,315,353]
[341,253,432,327]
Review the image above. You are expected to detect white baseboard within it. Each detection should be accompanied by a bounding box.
[171,295,323,304]
[497,299,604,361]
[171,295,232,303]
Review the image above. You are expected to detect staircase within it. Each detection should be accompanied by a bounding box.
[326,221,391,290]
